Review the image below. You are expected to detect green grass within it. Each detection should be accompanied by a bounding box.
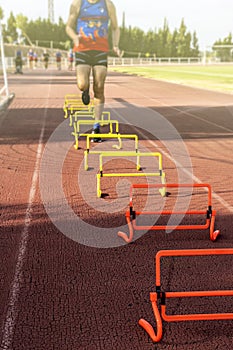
[109,65,233,94]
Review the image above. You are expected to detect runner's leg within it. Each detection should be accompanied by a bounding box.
[92,65,107,121]
[76,64,91,104]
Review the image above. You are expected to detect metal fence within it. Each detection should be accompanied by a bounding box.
[0,56,205,71]
[0,21,14,108]
[108,57,202,66]
[2,52,233,71]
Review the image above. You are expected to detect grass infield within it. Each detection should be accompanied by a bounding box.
[110,64,233,94]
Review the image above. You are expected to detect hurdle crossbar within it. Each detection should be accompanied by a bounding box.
[75,118,119,134]
[63,97,92,108]
[84,147,139,171]
[68,109,93,125]
[96,152,165,198]
[139,248,233,343]
[64,93,81,101]
[72,109,111,124]
[72,117,117,149]
[64,94,90,106]
[64,103,94,122]
[63,94,94,120]
[118,183,220,243]
[69,110,111,128]
[86,133,138,153]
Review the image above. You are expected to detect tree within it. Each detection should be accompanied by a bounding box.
[2,10,203,57]
[176,18,192,57]
[6,12,18,43]
[144,29,157,56]
[0,7,8,43]
[15,14,33,45]
[0,6,4,20]
[191,31,200,57]
[154,19,171,57]
[170,29,178,57]
[213,33,233,62]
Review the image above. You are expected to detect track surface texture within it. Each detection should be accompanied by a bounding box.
[1,68,233,350]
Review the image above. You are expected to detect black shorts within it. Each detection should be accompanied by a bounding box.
[75,50,108,67]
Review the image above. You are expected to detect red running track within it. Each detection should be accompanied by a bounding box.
[1,68,233,349]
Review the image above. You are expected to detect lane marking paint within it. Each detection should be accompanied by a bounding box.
[0,92,50,349]
[111,100,233,214]
[149,67,233,79]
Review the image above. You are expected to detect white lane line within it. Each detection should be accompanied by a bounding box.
[134,88,233,213]
[167,105,233,133]
[134,82,233,133]
[0,113,46,350]
[155,68,233,78]
[111,100,233,214]
[145,139,233,214]
[123,77,233,133]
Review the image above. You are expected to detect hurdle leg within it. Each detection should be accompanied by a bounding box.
[63,107,68,119]
[97,174,102,198]
[118,215,135,243]
[84,151,88,171]
[138,292,163,343]
[74,140,79,150]
[110,123,113,134]
[72,123,79,150]
[112,136,122,150]
[69,114,73,126]
[209,210,220,241]
[136,154,141,171]
[159,173,166,197]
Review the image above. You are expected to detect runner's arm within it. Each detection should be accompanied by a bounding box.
[66,0,81,47]
[106,0,120,56]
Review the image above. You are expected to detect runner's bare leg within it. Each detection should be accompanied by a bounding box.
[92,65,107,121]
[76,64,91,93]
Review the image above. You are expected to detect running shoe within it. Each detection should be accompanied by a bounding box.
[91,124,102,143]
[82,89,90,105]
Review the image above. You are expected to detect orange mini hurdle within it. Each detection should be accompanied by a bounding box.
[118,183,220,243]
[139,248,233,343]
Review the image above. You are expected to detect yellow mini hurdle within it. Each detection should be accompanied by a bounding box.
[96,151,166,198]
[63,93,94,120]
[64,102,94,122]
[85,133,139,154]
[64,94,91,107]
[75,117,117,134]
[72,120,120,150]
[63,93,92,108]
[64,94,81,107]
[67,109,93,126]
[69,110,111,128]
[64,94,81,102]
[84,137,139,170]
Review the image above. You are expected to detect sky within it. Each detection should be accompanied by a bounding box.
[1,0,233,50]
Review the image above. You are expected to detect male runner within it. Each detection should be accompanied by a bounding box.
[66,0,120,141]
